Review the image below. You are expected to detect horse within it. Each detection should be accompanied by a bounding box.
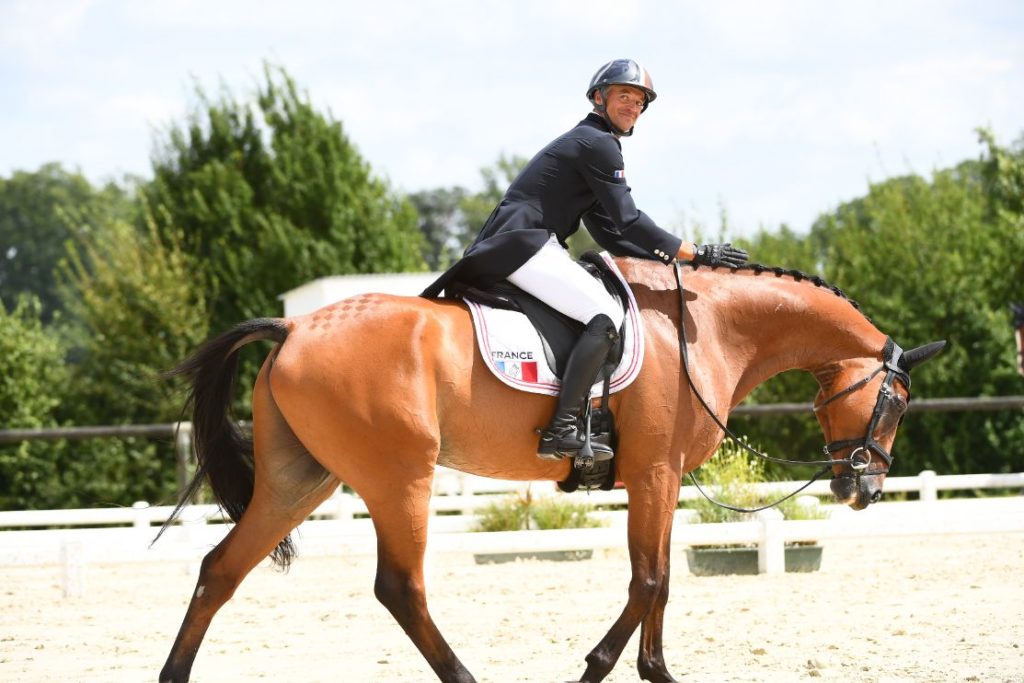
[158,257,945,683]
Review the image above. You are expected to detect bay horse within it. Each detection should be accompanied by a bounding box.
[158,257,945,683]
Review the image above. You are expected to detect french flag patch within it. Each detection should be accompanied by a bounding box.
[614,170,625,179]
[495,360,539,383]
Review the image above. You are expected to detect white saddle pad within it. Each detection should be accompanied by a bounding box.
[466,254,644,397]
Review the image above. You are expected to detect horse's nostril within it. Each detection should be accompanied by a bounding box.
[870,490,883,504]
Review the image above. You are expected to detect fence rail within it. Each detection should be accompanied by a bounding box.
[2,470,1021,530]
[3,395,1022,444]
[2,470,1022,598]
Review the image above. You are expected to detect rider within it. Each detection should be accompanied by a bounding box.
[422,58,749,461]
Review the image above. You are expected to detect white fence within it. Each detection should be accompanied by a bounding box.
[2,469,1022,597]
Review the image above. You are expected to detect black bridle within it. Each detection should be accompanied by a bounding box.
[674,263,911,513]
[815,336,911,477]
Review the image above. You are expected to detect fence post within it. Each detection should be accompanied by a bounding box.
[132,501,151,529]
[919,470,938,503]
[175,422,194,501]
[61,541,85,598]
[335,490,354,529]
[757,508,785,574]
[459,476,477,517]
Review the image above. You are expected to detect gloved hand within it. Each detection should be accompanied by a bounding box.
[693,243,749,269]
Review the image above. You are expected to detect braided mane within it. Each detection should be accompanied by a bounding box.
[695,261,864,313]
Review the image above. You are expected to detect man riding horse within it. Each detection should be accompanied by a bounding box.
[423,58,748,462]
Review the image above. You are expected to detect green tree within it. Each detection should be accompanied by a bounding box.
[58,209,209,425]
[733,130,1024,476]
[408,187,469,270]
[45,206,211,508]
[144,63,425,338]
[0,164,135,321]
[458,153,526,235]
[0,296,68,509]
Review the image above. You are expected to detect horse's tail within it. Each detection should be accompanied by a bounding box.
[155,318,290,559]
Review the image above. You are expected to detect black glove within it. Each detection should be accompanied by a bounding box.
[693,243,749,269]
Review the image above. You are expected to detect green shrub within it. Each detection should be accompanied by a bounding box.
[684,439,828,523]
[473,490,605,531]
[474,494,531,532]
[531,497,604,530]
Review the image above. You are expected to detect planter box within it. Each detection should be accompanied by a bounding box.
[473,549,593,565]
[685,545,822,576]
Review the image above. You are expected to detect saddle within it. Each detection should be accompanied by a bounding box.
[448,252,640,492]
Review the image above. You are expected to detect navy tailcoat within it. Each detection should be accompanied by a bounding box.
[421,113,682,298]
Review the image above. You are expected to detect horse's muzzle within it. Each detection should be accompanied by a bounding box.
[831,472,884,510]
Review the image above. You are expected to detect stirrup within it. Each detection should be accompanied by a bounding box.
[536,422,614,462]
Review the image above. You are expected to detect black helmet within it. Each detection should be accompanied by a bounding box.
[586,59,657,112]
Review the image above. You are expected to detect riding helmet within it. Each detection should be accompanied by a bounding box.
[586,59,657,112]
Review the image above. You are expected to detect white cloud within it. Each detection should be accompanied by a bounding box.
[0,0,1021,236]
[0,0,93,63]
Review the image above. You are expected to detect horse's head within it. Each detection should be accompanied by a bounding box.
[814,338,946,510]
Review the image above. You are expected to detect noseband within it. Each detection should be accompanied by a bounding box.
[814,337,911,477]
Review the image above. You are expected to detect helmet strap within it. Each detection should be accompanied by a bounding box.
[594,87,634,137]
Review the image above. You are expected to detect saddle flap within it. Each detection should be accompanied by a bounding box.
[463,253,644,397]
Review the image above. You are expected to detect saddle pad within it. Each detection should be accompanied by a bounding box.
[467,254,644,397]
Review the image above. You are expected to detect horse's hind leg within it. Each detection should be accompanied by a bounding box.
[160,367,337,683]
[358,472,476,683]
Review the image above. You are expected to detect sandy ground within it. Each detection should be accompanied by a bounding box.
[1,532,1022,683]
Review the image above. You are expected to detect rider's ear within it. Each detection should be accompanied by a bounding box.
[898,340,947,372]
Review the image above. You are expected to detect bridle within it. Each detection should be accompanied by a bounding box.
[814,336,911,478]
[673,263,911,512]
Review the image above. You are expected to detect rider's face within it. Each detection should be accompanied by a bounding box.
[596,85,646,133]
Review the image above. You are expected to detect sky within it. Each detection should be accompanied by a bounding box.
[1,0,1022,239]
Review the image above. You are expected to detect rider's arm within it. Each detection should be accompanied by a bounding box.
[575,136,681,264]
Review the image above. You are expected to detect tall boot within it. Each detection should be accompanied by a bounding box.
[537,314,619,461]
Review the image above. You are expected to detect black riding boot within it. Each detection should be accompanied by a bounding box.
[537,314,619,461]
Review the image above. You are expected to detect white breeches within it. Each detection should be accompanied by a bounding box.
[506,235,624,329]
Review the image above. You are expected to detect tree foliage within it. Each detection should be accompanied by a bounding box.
[0,296,68,509]
[0,164,135,321]
[58,208,209,425]
[144,64,425,336]
[735,129,1024,476]
[408,186,469,270]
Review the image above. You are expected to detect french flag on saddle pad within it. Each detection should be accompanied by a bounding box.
[494,359,538,383]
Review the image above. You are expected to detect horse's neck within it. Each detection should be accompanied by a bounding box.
[699,270,885,400]
[619,259,886,402]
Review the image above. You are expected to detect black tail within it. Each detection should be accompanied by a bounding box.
[155,318,293,566]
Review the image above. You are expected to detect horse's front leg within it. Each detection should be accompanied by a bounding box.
[577,462,680,683]
[636,557,675,682]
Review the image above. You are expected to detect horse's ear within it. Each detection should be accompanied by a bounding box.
[899,340,947,372]
[1011,303,1024,327]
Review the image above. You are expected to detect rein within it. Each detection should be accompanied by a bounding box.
[672,262,900,514]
